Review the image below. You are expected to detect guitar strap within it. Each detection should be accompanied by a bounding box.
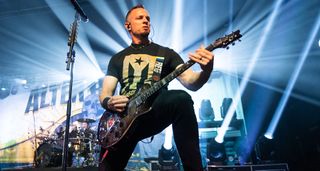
[99,149,109,163]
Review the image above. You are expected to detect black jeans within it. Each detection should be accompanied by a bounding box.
[99,90,203,171]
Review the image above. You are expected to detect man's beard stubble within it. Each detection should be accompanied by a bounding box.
[133,30,150,39]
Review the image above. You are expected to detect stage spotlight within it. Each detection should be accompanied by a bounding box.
[207,139,226,165]
[0,87,10,99]
[254,136,277,163]
[264,133,273,140]
[10,85,18,95]
[199,99,214,121]
[215,97,239,143]
[158,145,179,169]
[220,98,237,121]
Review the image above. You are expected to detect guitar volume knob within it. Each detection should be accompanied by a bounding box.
[119,121,124,127]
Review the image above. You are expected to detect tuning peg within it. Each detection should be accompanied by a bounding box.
[226,46,229,50]
[232,42,235,46]
[238,39,242,42]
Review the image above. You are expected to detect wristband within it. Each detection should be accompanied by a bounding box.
[102,97,111,110]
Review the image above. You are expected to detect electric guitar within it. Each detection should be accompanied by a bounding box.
[98,30,242,149]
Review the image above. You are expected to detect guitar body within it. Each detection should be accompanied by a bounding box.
[98,84,153,149]
[97,30,242,149]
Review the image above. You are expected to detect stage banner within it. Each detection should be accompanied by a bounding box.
[0,80,104,164]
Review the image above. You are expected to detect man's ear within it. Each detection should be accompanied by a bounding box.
[125,22,131,30]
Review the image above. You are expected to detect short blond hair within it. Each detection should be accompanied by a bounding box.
[125,4,144,21]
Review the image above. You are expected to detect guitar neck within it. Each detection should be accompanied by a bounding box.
[133,30,242,104]
[147,60,195,94]
[138,44,218,102]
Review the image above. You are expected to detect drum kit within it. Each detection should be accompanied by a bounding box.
[34,118,100,168]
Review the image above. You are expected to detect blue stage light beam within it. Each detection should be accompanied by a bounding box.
[203,0,208,45]
[87,0,130,47]
[163,125,173,150]
[264,12,320,139]
[215,0,284,143]
[163,0,184,150]
[171,0,183,53]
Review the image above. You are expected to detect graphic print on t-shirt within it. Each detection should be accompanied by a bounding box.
[121,54,164,97]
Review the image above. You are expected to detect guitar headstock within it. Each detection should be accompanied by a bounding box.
[207,30,242,51]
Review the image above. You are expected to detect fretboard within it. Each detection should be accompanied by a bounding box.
[136,45,216,104]
[132,29,242,106]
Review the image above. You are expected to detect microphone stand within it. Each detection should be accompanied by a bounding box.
[62,12,81,171]
[32,110,38,167]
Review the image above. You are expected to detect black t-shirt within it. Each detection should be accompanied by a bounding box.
[107,42,184,97]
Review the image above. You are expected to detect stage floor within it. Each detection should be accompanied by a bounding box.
[2,163,289,171]
[2,167,99,171]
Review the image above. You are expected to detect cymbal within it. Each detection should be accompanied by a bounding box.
[69,137,91,140]
[69,138,80,140]
[77,118,96,123]
[36,136,48,140]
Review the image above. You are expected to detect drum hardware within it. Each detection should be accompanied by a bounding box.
[34,143,62,167]
[34,118,99,168]
[77,118,96,123]
[69,130,99,167]
[35,136,99,167]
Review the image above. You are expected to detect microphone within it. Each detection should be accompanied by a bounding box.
[70,0,89,22]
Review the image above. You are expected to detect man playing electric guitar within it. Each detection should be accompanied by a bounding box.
[99,4,214,171]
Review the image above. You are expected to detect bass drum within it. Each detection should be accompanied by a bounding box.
[34,143,62,167]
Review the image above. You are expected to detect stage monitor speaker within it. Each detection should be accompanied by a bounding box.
[208,165,251,171]
[252,163,289,171]
[208,163,289,171]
